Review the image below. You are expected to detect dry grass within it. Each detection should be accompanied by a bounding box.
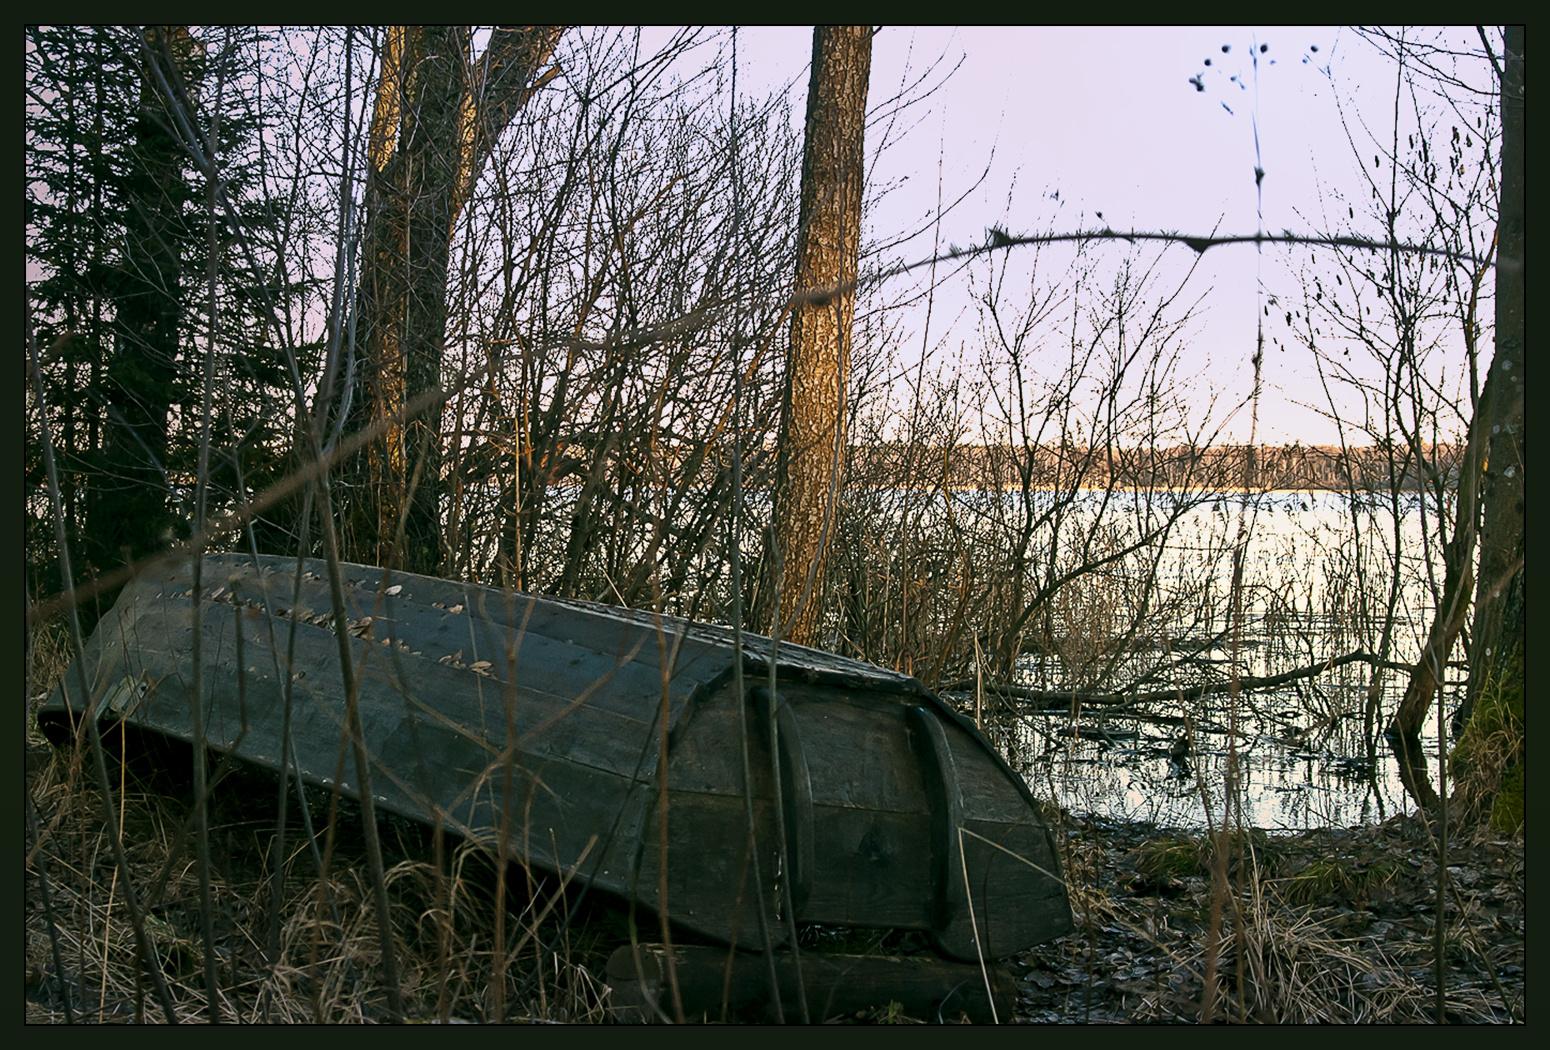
[24,733,617,1024]
[1020,810,1522,1025]
[1276,856,1396,906]
[27,720,1523,1025]
[1129,888,1444,1023]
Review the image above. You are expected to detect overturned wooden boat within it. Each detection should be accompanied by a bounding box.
[40,553,1072,961]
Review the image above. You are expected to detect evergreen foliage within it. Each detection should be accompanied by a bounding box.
[26,26,304,611]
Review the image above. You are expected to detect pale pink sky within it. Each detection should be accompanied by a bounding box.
[722,26,1497,447]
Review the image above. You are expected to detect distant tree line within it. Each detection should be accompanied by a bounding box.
[848,440,1467,493]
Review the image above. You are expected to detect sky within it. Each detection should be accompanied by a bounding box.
[716,26,1499,447]
[28,27,1499,449]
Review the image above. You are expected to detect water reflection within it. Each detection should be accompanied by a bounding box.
[941,487,1454,832]
[992,688,1453,831]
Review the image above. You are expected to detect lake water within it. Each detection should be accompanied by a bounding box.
[507,482,1455,831]
[947,488,1452,832]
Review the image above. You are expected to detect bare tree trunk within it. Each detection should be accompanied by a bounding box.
[1388,26,1523,813]
[1387,321,1486,811]
[1464,24,1524,736]
[357,25,414,571]
[771,25,871,646]
[355,25,563,575]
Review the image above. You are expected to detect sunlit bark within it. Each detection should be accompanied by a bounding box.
[357,25,562,574]
[772,25,871,646]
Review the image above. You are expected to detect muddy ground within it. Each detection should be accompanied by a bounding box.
[1009,811,1524,1024]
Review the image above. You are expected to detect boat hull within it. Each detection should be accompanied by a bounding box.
[40,554,1073,960]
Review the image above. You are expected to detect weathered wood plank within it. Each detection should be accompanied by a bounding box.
[606,943,1016,1023]
[41,553,1073,961]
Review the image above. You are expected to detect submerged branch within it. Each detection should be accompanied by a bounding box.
[946,649,1393,711]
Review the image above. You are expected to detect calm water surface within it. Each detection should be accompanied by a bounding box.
[966,489,1449,831]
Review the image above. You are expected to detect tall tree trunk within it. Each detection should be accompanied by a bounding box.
[354,25,562,575]
[88,26,200,575]
[1388,26,1523,812]
[1462,23,1524,788]
[770,25,871,647]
